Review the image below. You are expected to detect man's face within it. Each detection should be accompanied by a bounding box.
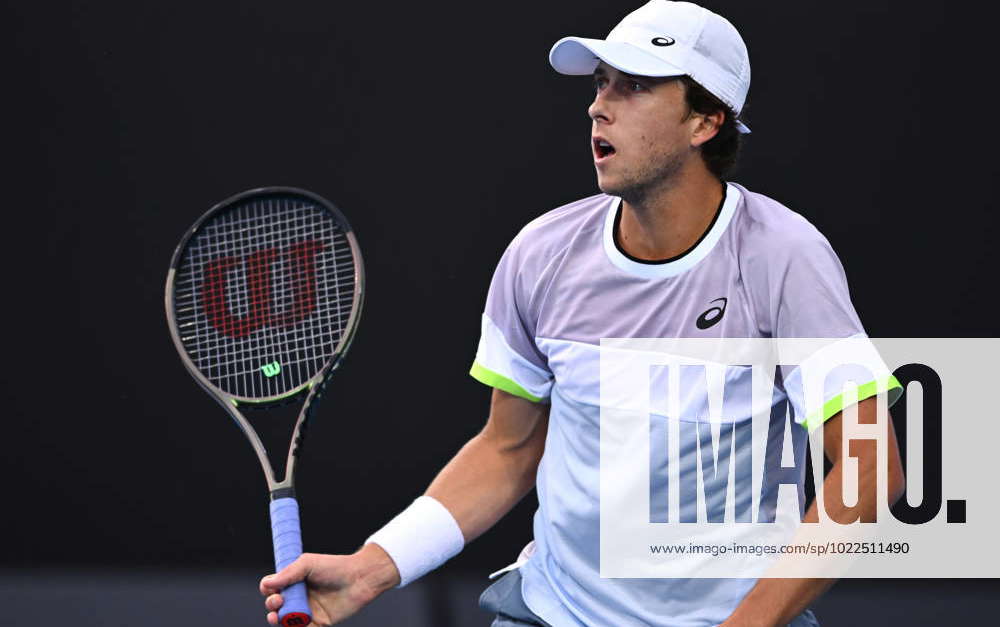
[588,62,698,201]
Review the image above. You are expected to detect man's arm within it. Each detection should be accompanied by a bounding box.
[260,387,549,626]
[721,396,906,627]
[426,387,549,542]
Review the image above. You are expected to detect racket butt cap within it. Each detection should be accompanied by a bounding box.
[281,612,311,627]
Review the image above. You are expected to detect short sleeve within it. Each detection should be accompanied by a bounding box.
[749,227,902,431]
[470,238,554,403]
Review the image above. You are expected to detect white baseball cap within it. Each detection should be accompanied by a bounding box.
[550,0,751,133]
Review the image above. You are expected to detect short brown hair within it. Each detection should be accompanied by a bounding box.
[679,76,745,179]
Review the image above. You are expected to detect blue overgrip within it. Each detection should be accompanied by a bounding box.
[269,497,312,626]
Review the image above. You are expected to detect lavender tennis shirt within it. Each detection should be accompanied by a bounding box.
[470,182,901,626]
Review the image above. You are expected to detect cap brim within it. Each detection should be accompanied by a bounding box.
[549,36,685,78]
[550,37,752,134]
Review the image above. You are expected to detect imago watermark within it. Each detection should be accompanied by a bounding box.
[598,338,995,578]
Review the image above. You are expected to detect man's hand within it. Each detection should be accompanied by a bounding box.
[258,388,547,625]
[259,543,401,626]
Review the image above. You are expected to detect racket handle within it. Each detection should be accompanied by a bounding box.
[269,497,312,627]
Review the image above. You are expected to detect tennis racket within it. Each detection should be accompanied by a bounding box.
[164,187,364,627]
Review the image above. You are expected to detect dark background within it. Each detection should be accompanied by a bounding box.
[4,0,998,624]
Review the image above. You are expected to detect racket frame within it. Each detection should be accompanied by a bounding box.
[164,186,365,492]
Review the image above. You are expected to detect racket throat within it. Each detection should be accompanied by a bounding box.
[270,486,297,501]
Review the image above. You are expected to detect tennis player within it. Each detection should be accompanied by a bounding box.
[260,2,906,625]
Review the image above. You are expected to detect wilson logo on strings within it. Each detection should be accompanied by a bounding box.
[260,361,281,377]
[202,240,326,338]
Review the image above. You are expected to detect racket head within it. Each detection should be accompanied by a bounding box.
[165,187,364,406]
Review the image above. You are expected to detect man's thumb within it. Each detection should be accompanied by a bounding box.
[263,553,313,590]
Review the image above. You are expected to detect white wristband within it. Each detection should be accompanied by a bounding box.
[365,496,465,587]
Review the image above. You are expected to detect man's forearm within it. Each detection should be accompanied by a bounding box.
[720,459,851,627]
[359,391,547,593]
[724,441,903,623]
[425,420,546,543]
[723,576,834,627]
[723,401,905,626]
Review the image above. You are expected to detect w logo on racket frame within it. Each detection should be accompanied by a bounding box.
[201,240,327,339]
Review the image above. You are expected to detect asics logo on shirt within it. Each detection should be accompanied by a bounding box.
[696,297,727,330]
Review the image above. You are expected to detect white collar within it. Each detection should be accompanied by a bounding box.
[602,182,741,279]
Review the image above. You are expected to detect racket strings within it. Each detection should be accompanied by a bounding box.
[172,196,357,399]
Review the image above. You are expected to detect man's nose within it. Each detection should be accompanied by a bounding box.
[588,91,611,124]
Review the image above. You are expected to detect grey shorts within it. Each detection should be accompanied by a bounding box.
[479,570,822,627]
[479,570,550,626]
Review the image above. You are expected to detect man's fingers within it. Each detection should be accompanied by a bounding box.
[260,553,314,594]
[261,554,318,623]
[265,594,283,612]
[259,576,277,596]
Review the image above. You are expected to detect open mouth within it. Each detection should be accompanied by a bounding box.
[593,137,616,159]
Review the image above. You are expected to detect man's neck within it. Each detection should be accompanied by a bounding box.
[618,164,725,262]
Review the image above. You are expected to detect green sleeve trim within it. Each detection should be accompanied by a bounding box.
[469,361,543,403]
[803,375,904,432]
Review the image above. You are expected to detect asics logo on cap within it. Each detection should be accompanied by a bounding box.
[651,36,675,46]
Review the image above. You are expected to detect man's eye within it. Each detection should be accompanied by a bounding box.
[629,81,644,92]
[593,78,607,91]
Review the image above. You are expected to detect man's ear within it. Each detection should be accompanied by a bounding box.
[691,110,724,148]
